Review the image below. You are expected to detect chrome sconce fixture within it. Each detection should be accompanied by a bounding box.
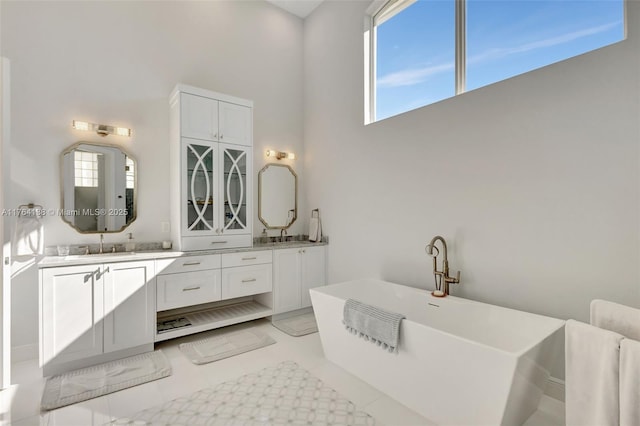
[72,120,132,137]
[265,149,295,160]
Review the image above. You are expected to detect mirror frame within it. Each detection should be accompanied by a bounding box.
[60,141,138,234]
[258,163,298,230]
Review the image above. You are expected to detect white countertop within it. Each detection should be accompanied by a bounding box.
[38,240,327,268]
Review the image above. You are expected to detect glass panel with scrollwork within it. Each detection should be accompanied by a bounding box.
[222,147,247,231]
[186,142,216,231]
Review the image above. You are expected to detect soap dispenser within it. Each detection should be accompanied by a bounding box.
[125,233,136,252]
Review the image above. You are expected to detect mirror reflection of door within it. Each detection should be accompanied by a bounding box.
[258,164,297,229]
[61,142,136,233]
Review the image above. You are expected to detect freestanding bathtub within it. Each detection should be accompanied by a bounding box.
[310,279,564,426]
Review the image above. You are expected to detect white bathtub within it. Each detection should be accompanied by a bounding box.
[310,279,564,426]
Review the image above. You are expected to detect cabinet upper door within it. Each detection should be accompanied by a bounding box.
[218,102,251,146]
[220,144,251,235]
[182,138,220,235]
[103,261,155,353]
[41,265,104,366]
[181,93,219,141]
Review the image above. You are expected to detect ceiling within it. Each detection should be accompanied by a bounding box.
[265,0,324,18]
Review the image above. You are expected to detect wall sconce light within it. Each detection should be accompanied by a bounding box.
[72,120,132,137]
[265,149,295,160]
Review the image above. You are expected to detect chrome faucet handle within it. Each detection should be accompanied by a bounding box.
[79,245,89,255]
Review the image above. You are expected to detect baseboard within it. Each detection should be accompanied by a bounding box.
[12,343,37,363]
[544,376,565,402]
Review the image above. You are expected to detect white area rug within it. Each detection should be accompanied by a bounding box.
[110,360,376,425]
[272,311,318,337]
[179,328,276,365]
[41,350,171,410]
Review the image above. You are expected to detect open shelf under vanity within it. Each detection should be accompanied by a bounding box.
[155,297,272,342]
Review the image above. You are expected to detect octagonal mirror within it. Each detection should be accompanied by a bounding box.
[61,142,137,233]
[258,164,297,229]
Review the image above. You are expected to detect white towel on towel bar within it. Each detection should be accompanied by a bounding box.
[11,214,43,259]
[565,319,623,426]
[620,338,640,426]
[591,299,640,341]
[309,209,322,242]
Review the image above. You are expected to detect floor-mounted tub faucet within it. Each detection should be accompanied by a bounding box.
[425,235,460,296]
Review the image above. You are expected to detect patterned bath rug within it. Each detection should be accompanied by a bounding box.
[109,360,376,425]
[41,350,171,410]
[179,328,276,365]
[272,311,318,337]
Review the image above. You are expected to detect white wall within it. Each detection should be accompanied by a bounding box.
[304,0,640,379]
[1,0,304,353]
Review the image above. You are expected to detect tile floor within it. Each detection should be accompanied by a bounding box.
[1,319,565,425]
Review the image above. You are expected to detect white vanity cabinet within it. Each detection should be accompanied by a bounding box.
[40,260,155,376]
[273,245,327,314]
[171,85,253,251]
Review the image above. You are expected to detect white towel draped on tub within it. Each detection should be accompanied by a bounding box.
[565,319,623,426]
[591,299,640,341]
[620,338,640,426]
[11,213,43,260]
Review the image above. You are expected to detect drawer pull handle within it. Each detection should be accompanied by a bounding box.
[241,278,257,283]
[211,241,228,244]
[182,261,201,266]
[242,257,257,261]
[182,286,201,292]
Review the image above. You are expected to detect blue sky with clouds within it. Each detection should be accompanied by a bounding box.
[376,0,625,120]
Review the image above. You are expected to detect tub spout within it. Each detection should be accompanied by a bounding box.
[425,235,460,296]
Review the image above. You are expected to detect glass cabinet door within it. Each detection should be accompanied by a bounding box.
[220,144,250,234]
[183,140,218,234]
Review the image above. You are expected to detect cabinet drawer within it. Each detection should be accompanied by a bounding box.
[157,269,221,311]
[221,264,272,299]
[156,254,221,275]
[221,250,272,268]
[180,235,252,251]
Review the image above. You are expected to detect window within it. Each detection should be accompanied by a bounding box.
[74,151,99,187]
[367,0,625,122]
[125,157,135,189]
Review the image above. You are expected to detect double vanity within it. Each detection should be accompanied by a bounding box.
[39,84,325,377]
[38,241,326,377]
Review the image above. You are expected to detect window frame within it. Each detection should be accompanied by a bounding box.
[365,0,627,124]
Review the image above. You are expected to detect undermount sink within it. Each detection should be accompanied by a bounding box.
[63,252,137,261]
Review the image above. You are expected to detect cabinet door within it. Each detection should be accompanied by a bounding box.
[181,93,219,141]
[182,138,220,235]
[301,246,327,308]
[220,144,251,235]
[103,261,155,353]
[218,101,251,146]
[273,248,301,314]
[41,265,104,366]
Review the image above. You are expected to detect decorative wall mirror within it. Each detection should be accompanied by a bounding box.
[258,163,297,229]
[60,141,137,233]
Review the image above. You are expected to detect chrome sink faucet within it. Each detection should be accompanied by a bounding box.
[425,235,461,296]
[280,228,287,242]
[99,234,104,254]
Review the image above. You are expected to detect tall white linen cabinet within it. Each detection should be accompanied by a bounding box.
[169,84,253,251]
